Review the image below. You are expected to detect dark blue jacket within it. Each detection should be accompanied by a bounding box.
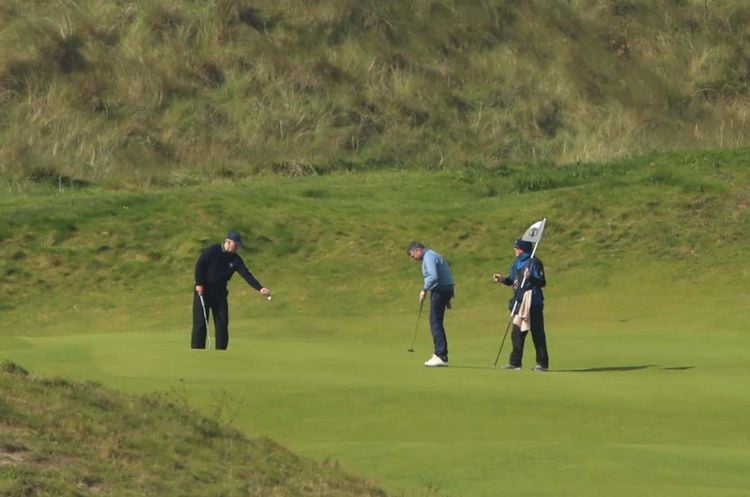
[195,244,262,294]
[500,253,545,310]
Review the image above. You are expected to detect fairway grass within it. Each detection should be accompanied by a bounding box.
[3,285,749,497]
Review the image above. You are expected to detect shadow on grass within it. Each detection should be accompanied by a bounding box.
[553,365,695,373]
[449,364,497,370]
[444,364,697,372]
[554,365,654,372]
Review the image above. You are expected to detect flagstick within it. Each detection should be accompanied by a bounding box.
[513,218,546,313]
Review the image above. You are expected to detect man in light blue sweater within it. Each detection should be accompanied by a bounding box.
[406,241,455,367]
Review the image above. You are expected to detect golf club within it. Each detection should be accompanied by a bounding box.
[492,317,513,368]
[407,299,425,352]
[199,293,210,349]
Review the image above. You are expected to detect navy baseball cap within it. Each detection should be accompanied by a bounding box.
[514,239,533,252]
[227,230,245,248]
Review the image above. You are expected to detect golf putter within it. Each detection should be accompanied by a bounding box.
[199,294,210,349]
[493,297,519,367]
[492,317,513,368]
[407,299,425,352]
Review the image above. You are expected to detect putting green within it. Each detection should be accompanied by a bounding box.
[4,284,748,497]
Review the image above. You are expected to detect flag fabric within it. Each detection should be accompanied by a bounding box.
[521,218,546,244]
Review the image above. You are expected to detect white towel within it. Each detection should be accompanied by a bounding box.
[512,290,533,332]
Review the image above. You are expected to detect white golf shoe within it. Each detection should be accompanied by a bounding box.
[424,354,448,367]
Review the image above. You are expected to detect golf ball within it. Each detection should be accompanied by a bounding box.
[266,295,272,301]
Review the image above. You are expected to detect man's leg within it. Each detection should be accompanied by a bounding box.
[508,324,527,367]
[191,292,208,349]
[529,306,549,369]
[429,290,450,361]
[212,295,230,350]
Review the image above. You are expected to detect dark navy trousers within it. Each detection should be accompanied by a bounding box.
[508,305,549,368]
[429,286,454,361]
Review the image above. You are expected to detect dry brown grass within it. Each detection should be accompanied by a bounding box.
[1,0,749,186]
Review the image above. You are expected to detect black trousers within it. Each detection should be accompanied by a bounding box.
[508,305,549,368]
[192,290,229,350]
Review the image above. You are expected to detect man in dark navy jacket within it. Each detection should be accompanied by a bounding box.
[493,239,549,371]
[192,230,271,350]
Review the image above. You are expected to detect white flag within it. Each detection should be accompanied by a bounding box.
[521,218,546,243]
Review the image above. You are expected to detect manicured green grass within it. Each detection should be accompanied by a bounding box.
[1,149,749,495]
[3,286,749,496]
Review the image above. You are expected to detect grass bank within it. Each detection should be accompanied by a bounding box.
[1,148,748,329]
[0,361,393,497]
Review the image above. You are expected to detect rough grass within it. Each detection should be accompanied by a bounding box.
[1,147,748,329]
[0,360,393,497]
[1,0,750,186]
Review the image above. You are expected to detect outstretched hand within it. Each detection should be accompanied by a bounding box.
[260,287,272,300]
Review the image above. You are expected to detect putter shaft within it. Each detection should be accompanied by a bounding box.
[407,300,425,352]
[199,293,210,349]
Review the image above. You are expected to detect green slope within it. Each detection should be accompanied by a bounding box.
[2,148,748,327]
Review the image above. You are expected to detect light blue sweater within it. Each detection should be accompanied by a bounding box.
[422,249,454,291]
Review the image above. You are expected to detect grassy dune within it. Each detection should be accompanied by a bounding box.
[2,1,750,186]
[1,149,749,495]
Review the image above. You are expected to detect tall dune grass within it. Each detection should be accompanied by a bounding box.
[1,0,749,186]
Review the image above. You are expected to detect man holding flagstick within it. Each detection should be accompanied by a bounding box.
[492,219,549,371]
